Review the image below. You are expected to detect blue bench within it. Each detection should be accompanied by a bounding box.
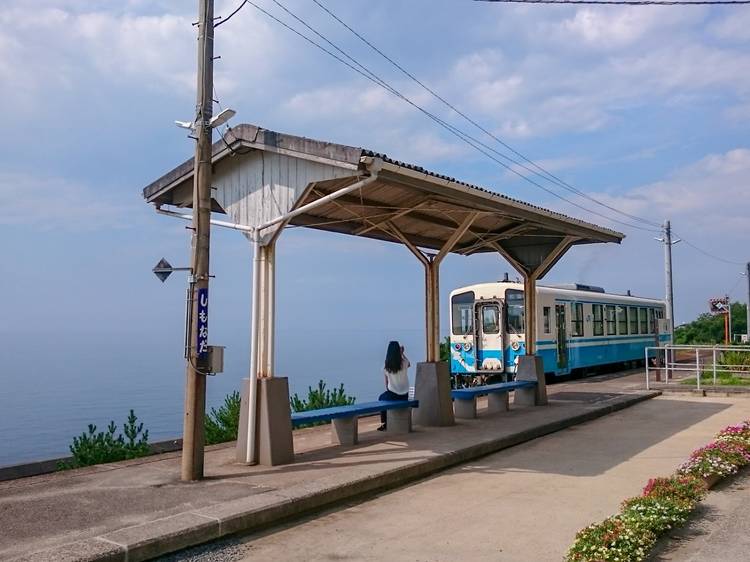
[291,399,419,445]
[451,381,537,419]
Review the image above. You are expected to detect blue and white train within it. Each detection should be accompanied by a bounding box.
[449,281,670,381]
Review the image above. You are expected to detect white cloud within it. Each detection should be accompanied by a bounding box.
[575,148,750,235]
[710,11,750,43]
[558,7,705,49]
[0,2,280,113]
[0,173,137,230]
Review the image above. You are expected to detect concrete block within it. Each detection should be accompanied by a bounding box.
[514,355,548,406]
[454,398,477,419]
[386,408,412,434]
[413,361,455,427]
[100,512,220,562]
[331,417,358,445]
[236,377,295,466]
[487,392,509,414]
[257,377,295,466]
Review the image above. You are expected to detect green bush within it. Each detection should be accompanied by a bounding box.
[60,410,150,469]
[290,380,355,427]
[721,350,750,372]
[205,390,242,445]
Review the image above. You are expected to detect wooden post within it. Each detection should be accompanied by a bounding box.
[182,0,214,482]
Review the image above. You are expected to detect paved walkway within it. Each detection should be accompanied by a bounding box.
[1,372,655,561]
[170,393,749,562]
[653,470,750,562]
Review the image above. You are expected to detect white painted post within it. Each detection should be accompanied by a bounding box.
[712,346,717,386]
[695,348,701,391]
[645,348,650,390]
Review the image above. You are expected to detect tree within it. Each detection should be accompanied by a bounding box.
[674,302,747,345]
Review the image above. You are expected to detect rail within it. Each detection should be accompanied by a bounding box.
[645,344,750,391]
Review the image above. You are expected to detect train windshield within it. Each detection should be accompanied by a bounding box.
[505,289,525,334]
[451,291,475,335]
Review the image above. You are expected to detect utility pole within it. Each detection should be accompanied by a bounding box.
[662,220,676,340]
[746,262,750,343]
[182,0,214,482]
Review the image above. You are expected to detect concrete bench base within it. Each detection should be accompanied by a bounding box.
[454,398,477,419]
[386,408,412,434]
[487,391,509,413]
[454,391,510,419]
[331,417,358,446]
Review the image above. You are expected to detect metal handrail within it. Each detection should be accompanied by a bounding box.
[645,344,750,390]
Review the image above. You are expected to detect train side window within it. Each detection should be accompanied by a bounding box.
[606,305,616,335]
[482,305,500,334]
[451,291,474,335]
[629,306,638,335]
[593,304,604,336]
[617,306,628,335]
[505,289,525,334]
[649,308,656,334]
[639,307,648,334]
[572,303,584,337]
[543,306,551,334]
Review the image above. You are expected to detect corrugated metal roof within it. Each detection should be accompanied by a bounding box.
[142,123,623,257]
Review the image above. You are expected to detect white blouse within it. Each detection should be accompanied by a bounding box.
[384,355,410,395]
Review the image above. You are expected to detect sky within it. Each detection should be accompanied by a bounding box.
[2,0,750,411]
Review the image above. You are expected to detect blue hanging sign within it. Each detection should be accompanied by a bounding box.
[197,287,209,359]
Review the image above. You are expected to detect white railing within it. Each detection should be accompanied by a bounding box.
[645,344,750,390]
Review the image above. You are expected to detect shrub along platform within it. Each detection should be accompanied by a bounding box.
[0,389,658,562]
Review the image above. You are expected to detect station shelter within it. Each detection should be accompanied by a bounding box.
[143,124,624,465]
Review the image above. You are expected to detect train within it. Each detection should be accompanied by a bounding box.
[449,281,670,382]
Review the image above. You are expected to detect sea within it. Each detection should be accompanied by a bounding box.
[0,328,424,468]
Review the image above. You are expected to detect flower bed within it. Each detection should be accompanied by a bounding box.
[565,419,750,562]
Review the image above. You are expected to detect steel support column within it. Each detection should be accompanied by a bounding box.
[524,275,538,355]
[425,258,440,361]
[387,212,479,362]
[492,236,579,357]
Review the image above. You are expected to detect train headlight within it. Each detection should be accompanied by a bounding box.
[454,343,462,351]
[463,342,472,352]
[511,341,520,351]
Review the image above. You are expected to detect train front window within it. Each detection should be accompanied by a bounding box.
[505,290,525,334]
[451,291,475,335]
[482,305,500,334]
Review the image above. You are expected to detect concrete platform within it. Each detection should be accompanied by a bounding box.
[0,381,658,561]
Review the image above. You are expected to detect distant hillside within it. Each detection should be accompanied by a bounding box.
[674,302,748,344]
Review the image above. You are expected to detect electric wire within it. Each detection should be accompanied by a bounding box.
[674,236,745,266]
[243,1,661,233]
[215,0,248,28]
[311,0,663,230]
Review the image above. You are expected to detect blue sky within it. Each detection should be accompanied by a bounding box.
[2,1,750,396]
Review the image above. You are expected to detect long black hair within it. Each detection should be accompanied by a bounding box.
[384,341,403,374]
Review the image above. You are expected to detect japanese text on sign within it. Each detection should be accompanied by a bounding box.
[197,288,209,359]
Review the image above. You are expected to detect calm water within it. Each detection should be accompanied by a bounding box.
[0,329,423,467]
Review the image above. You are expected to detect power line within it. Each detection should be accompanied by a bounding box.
[311,0,663,230]
[474,0,750,5]
[674,236,745,266]
[243,0,661,233]
[215,1,248,28]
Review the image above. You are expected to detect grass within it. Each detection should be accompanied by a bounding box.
[680,371,750,386]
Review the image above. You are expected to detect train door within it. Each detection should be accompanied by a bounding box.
[555,303,569,373]
[474,300,503,373]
